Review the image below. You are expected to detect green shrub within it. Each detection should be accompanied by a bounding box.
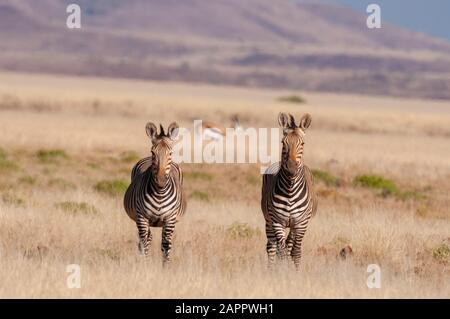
[190,191,209,202]
[55,201,99,215]
[18,176,37,185]
[91,248,120,261]
[94,179,129,196]
[432,244,450,262]
[0,159,17,171]
[398,190,427,201]
[354,174,399,196]
[246,174,260,186]
[184,171,214,181]
[119,151,140,164]
[226,222,261,239]
[415,205,446,219]
[354,174,425,200]
[37,149,68,163]
[48,178,77,190]
[278,95,306,104]
[0,148,18,172]
[87,162,101,169]
[312,169,338,187]
[1,193,25,207]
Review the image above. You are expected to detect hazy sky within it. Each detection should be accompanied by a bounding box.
[300,0,450,41]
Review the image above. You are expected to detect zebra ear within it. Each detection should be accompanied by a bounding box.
[167,122,179,140]
[145,122,158,141]
[299,113,312,131]
[278,113,290,130]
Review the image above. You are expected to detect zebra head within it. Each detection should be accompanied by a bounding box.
[145,122,179,188]
[278,112,312,175]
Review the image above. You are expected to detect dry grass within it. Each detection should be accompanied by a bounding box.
[0,72,449,298]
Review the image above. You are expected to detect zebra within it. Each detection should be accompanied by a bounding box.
[124,122,186,264]
[261,112,317,269]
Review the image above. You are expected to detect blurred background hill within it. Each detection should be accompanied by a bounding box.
[1,0,450,99]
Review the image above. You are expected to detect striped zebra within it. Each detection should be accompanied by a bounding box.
[261,113,317,269]
[124,122,186,263]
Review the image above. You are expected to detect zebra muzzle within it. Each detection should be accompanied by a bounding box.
[156,175,168,187]
[287,159,300,173]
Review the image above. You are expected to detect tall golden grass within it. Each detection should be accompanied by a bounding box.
[0,72,449,298]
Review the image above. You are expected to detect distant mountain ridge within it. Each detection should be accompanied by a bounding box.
[1,0,450,99]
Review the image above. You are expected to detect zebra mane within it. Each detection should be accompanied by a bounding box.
[288,113,296,128]
[159,124,166,137]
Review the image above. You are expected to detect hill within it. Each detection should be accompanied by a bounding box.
[0,0,450,99]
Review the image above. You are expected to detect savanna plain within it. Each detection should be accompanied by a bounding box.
[0,72,449,298]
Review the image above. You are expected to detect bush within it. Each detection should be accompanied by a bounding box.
[0,159,17,171]
[432,244,450,263]
[55,201,99,215]
[184,171,214,181]
[354,174,425,200]
[119,151,140,164]
[1,193,25,207]
[87,162,101,169]
[312,169,338,187]
[37,149,68,163]
[91,248,120,261]
[94,179,129,196]
[246,174,260,186]
[226,222,261,239]
[0,148,18,172]
[18,176,37,185]
[190,191,209,202]
[48,178,77,190]
[398,191,427,201]
[278,95,306,104]
[415,205,445,219]
[354,174,399,196]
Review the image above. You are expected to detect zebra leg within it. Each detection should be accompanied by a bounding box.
[276,228,289,259]
[273,223,287,260]
[286,229,294,257]
[138,229,153,254]
[136,215,151,257]
[161,222,176,264]
[291,228,307,270]
[265,223,277,268]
